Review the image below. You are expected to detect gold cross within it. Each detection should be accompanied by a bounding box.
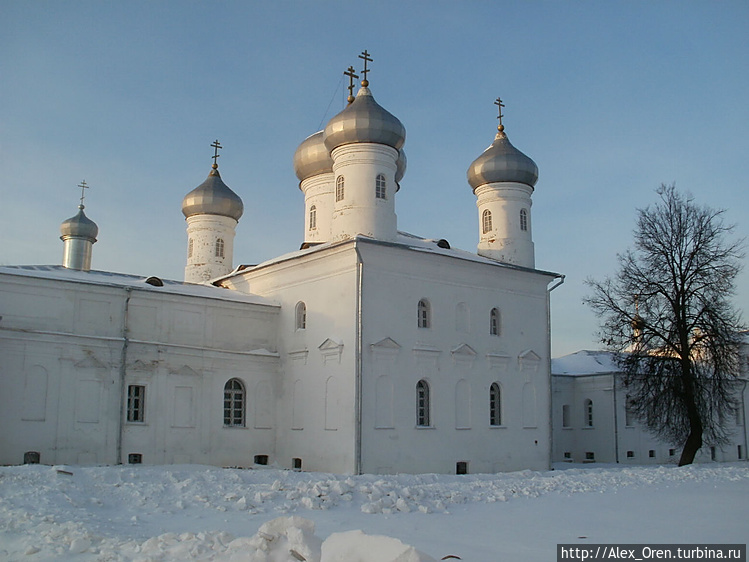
[359,49,372,86]
[211,140,222,168]
[494,97,505,128]
[77,180,89,207]
[344,66,359,103]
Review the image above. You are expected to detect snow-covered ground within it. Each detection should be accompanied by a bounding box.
[1,462,747,561]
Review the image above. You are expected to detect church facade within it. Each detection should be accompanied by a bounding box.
[0,58,563,474]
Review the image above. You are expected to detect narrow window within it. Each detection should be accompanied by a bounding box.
[309,205,317,231]
[649,450,656,458]
[223,379,245,427]
[335,175,345,202]
[489,383,502,426]
[292,457,302,471]
[456,461,468,475]
[127,385,145,422]
[710,446,716,461]
[626,450,635,458]
[416,380,431,427]
[375,173,386,199]
[489,307,500,336]
[669,448,676,457]
[187,238,194,259]
[519,209,528,231]
[562,404,571,428]
[215,238,225,258]
[625,397,634,426]
[417,299,430,329]
[482,209,492,233]
[738,445,743,460]
[295,301,307,330]
[584,399,593,427]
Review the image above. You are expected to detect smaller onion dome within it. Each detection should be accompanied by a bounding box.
[467,126,538,191]
[395,149,407,184]
[182,166,244,221]
[60,206,98,240]
[294,131,334,183]
[323,86,406,152]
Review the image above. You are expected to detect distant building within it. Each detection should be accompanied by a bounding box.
[0,59,563,474]
[551,348,749,465]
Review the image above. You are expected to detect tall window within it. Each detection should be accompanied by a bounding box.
[489,383,502,426]
[335,175,345,202]
[416,380,431,427]
[309,205,317,230]
[223,379,245,427]
[295,301,307,330]
[375,173,386,199]
[187,238,194,259]
[520,209,528,231]
[584,399,593,427]
[417,299,430,328]
[127,385,145,422]
[215,238,225,258]
[490,307,500,336]
[482,209,493,234]
[562,404,571,428]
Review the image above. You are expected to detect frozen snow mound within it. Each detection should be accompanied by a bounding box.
[322,529,437,562]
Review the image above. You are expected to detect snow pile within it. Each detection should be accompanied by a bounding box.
[0,463,747,561]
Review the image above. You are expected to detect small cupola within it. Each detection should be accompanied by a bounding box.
[60,180,98,271]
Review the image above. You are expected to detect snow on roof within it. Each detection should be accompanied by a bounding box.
[0,265,278,307]
[221,232,561,281]
[551,350,622,376]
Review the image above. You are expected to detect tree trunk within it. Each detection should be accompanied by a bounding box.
[678,423,702,466]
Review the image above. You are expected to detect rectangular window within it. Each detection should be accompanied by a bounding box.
[585,451,595,461]
[626,450,635,458]
[292,457,302,471]
[562,404,570,428]
[669,448,676,457]
[738,445,743,460]
[127,385,145,422]
[710,446,716,461]
[456,461,468,475]
[648,450,656,458]
[563,452,572,460]
[128,453,143,464]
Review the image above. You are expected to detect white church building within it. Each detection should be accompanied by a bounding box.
[0,58,564,474]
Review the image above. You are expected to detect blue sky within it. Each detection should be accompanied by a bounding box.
[2,1,747,357]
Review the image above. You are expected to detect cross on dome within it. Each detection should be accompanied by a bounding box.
[344,66,359,103]
[211,139,222,169]
[77,180,89,209]
[494,97,505,131]
[359,49,372,87]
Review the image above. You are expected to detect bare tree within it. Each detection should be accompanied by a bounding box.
[585,184,745,465]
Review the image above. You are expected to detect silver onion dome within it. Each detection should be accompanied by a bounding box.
[395,148,407,183]
[467,127,538,191]
[60,207,98,240]
[323,86,406,152]
[294,131,334,182]
[182,166,244,221]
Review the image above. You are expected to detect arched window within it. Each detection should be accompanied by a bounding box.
[187,238,194,259]
[416,379,431,427]
[375,173,386,199]
[482,209,493,234]
[335,175,345,202]
[490,307,500,336]
[584,399,593,427]
[520,209,528,231]
[295,301,307,330]
[224,379,245,427]
[489,382,502,426]
[309,205,317,231]
[417,299,430,329]
[215,238,225,258]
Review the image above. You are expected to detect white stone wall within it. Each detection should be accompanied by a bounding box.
[356,241,555,474]
[0,271,280,467]
[301,173,334,245]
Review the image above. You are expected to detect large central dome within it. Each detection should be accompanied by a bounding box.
[323,87,406,152]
